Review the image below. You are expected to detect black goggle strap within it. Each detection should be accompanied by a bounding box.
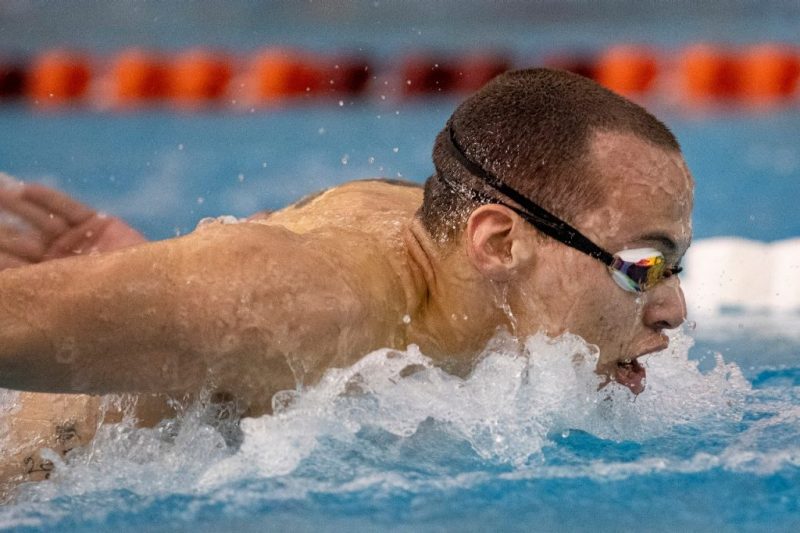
[443,124,616,267]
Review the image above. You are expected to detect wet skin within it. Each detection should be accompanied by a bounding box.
[505,130,693,392]
[0,131,692,492]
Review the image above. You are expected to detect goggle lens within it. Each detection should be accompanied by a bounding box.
[609,248,676,293]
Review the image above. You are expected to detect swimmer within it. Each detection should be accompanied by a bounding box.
[0,68,692,494]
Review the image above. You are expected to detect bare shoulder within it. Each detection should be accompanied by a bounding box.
[177,219,405,391]
[263,179,423,236]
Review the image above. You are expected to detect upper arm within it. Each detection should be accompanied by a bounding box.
[0,221,368,398]
[174,222,370,396]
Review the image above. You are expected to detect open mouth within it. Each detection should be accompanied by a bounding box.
[614,358,646,395]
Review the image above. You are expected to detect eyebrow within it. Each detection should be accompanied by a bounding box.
[637,232,688,255]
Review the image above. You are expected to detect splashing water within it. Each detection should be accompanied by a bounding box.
[0,328,759,529]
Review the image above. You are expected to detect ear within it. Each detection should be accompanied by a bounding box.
[465,205,535,281]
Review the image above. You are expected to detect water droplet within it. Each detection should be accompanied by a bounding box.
[338,100,344,107]
[178,143,184,150]
[237,173,245,182]
[392,147,399,153]
[196,197,205,205]
[402,314,411,324]
[341,154,349,165]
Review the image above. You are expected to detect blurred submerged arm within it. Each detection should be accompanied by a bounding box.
[0,177,146,269]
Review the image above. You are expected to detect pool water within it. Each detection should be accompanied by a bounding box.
[1,103,799,531]
[0,324,797,532]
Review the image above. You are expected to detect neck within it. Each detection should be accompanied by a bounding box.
[401,220,513,373]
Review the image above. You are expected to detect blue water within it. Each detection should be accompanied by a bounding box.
[2,2,800,531]
[1,101,800,533]
[0,326,797,532]
[1,105,799,242]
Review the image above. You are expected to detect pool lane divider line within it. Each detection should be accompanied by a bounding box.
[1,44,799,110]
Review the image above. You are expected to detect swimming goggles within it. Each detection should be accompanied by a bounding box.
[437,124,682,293]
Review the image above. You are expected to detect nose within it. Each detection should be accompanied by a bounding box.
[643,277,687,331]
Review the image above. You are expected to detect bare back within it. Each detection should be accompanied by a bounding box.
[0,179,425,496]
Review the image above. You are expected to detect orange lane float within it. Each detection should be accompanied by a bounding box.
[244,49,325,104]
[27,50,91,106]
[168,49,232,106]
[5,45,800,110]
[595,45,659,96]
[111,49,169,105]
[736,44,800,103]
[679,44,738,101]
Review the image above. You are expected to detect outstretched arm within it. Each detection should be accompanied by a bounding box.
[0,178,146,270]
[0,220,364,401]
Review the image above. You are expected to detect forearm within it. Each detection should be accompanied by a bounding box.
[0,221,369,402]
[0,241,201,394]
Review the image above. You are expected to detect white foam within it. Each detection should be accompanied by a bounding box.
[681,237,800,316]
[0,329,787,528]
[193,330,749,488]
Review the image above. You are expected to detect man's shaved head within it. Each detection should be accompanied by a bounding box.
[419,68,680,243]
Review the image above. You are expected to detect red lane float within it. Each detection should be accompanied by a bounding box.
[324,55,371,96]
[0,60,27,99]
[540,53,598,82]
[6,45,800,110]
[454,52,511,92]
[28,50,91,106]
[241,50,371,105]
[246,49,323,103]
[400,54,459,95]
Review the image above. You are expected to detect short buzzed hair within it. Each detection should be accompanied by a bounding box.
[419,68,680,244]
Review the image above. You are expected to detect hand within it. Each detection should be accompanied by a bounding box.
[0,178,146,271]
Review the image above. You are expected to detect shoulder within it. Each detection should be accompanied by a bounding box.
[185,219,385,309]
[262,179,423,235]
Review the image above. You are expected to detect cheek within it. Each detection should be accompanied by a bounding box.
[515,251,627,337]
[562,276,642,349]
